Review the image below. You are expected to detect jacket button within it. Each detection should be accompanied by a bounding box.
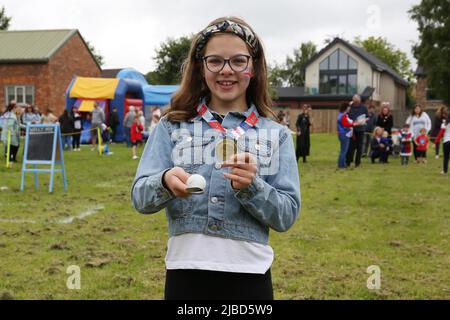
[186,136,192,142]
[211,197,218,203]
[214,162,222,170]
[255,143,261,151]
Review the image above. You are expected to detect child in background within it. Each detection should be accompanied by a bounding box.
[414,127,429,164]
[130,117,143,160]
[399,124,413,165]
[434,119,450,175]
[380,130,392,163]
[99,123,113,155]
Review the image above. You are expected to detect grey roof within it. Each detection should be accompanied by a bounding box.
[304,38,409,87]
[0,29,101,69]
[415,66,426,77]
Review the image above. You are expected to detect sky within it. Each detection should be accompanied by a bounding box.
[2,0,421,74]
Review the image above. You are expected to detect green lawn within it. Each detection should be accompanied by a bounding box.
[0,134,449,299]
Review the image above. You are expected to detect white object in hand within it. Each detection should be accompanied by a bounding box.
[185,174,206,194]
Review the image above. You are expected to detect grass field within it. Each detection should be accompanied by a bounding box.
[0,134,449,300]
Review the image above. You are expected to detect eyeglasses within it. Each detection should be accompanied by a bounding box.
[203,54,251,73]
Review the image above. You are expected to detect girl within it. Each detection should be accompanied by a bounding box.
[131,17,300,300]
[130,117,143,160]
[406,104,431,161]
[434,117,450,174]
[376,102,394,135]
[295,104,312,163]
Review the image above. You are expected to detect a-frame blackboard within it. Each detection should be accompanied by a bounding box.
[20,124,67,193]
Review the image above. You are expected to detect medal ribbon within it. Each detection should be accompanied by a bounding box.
[196,98,259,140]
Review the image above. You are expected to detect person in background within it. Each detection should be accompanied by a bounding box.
[363,103,377,157]
[406,104,432,161]
[58,109,74,151]
[399,123,413,166]
[380,130,392,163]
[108,106,120,143]
[41,107,58,124]
[414,127,429,164]
[123,106,136,147]
[337,102,356,169]
[346,94,369,168]
[32,106,42,123]
[72,106,83,151]
[130,116,143,160]
[21,105,35,126]
[376,102,394,135]
[1,103,24,162]
[148,106,161,135]
[431,106,448,159]
[434,114,450,175]
[370,127,388,164]
[295,104,312,163]
[91,102,105,151]
[138,110,146,130]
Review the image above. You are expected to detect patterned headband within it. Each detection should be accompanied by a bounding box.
[194,20,259,59]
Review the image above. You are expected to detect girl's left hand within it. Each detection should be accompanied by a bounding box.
[222,153,257,190]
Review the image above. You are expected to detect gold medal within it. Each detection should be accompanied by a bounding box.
[215,138,237,162]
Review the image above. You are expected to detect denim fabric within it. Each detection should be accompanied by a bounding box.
[338,133,350,168]
[131,105,301,244]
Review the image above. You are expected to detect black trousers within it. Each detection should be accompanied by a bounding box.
[346,131,365,167]
[165,269,273,300]
[443,141,450,173]
[72,133,81,149]
[4,145,19,162]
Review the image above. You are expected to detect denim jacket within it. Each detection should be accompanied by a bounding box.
[131,105,301,245]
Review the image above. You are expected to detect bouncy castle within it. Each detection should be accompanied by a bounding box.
[65,77,144,142]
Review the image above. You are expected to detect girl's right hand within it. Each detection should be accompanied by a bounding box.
[163,167,192,198]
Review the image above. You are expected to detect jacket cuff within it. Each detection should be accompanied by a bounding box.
[234,176,265,200]
[158,168,175,201]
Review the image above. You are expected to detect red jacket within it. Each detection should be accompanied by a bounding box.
[130,122,143,142]
[414,134,429,151]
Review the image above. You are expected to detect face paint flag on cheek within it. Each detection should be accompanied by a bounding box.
[242,68,253,79]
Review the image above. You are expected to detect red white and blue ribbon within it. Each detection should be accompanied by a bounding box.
[196,98,259,140]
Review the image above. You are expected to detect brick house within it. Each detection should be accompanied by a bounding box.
[0,29,101,115]
[414,66,447,111]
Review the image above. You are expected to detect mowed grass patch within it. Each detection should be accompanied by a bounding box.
[0,134,449,299]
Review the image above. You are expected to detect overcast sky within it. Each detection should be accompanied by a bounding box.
[2,0,421,74]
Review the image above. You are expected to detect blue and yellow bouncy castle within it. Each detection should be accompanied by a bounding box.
[65,77,144,142]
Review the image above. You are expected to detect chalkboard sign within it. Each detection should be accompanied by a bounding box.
[21,124,67,193]
[27,126,60,161]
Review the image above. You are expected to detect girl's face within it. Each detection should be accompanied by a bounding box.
[203,34,253,107]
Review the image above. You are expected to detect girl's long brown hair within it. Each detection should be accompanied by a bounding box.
[164,16,276,122]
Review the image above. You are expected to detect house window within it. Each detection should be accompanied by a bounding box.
[319,49,358,95]
[5,85,35,105]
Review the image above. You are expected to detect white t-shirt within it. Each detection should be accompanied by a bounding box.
[165,233,274,274]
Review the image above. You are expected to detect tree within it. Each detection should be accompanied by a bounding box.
[354,36,413,81]
[85,41,105,67]
[268,41,317,88]
[0,6,12,30]
[410,0,450,106]
[146,36,192,85]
